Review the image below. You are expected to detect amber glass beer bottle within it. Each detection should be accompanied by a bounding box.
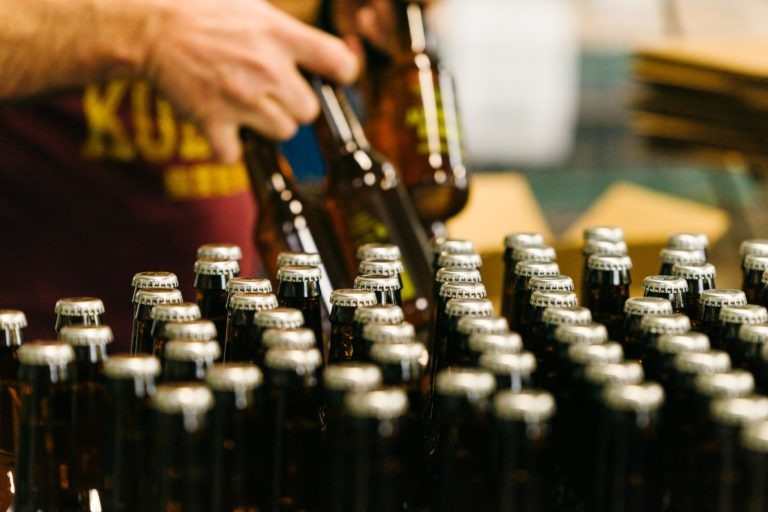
[737,324,768,393]
[507,260,559,331]
[328,289,378,363]
[699,289,748,347]
[353,274,402,307]
[277,265,324,355]
[639,313,691,362]
[742,255,768,304]
[536,307,592,390]
[0,309,23,509]
[642,275,688,314]
[521,290,579,349]
[667,232,709,258]
[361,322,416,363]
[451,315,509,367]
[226,277,272,307]
[581,239,628,304]
[148,302,201,358]
[718,304,768,365]
[501,233,546,316]
[253,308,305,365]
[658,247,706,276]
[130,272,178,342]
[224,293,278,362]
[163,339,221,382]
[54,296,105,333]
[197,243,242,262]
[622,297,673,361]
[479,351,536,392]
[672,262,716,321]
[585,255,632,340]
[467,332,523,366]
[194,258,239,345]
[440,298,494,374]
[131,288,183,355]
[740,420,768,511]
[643,332,710,385]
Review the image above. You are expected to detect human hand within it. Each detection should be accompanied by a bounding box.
[144,0,359,163]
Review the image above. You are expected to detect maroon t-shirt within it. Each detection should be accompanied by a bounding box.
[0,79,259,347]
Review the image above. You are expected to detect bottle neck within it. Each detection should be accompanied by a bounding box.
[241,130,298,207]
[394,1,435,55]
[315,78,368,155]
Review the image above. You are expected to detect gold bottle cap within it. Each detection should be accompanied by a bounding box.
[468,332,523,354]
[567,342,623,365]
[196,243,242,261]
[264,347,322,371]
[456,315,509,336]
[719,305,768,325]
[739,324,768,344]
[694,371,755,399]
[583,239,628,257]
[277,252,322,268]
[277,265,321,283]
[699,289,747,308]
[439,282,488,300]
[674,350,731,375]
[435,368,496,398]
[353,274,400,292]
[528,275,575,292]
[0,309,27,330]
[740,239,768,258]
[602,382,664,412]
[435,267,482,284]
[585,362,644,386]
[432,238,475,256]
[529,290,578,309]
[479,351,536,376]
[362,322,416,344]
[656,332,710,354]
[672,263,716,280]
[436,252,483,270]
[445,298,494,318]
[643,275,688,294]
[587,254,633,271]
[711,396,768,426]
[511,245,557,264]
[513,261,560,278]
[358,259,405,277]
[640,314,691,335]
[583,226,624,243]
[659,248,706,266]
[667,232,709,252]
[504,232,545,250]
[369,342,428,366]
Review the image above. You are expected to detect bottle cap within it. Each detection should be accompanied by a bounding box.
[439,282,488,300]
[584,362,644,386]
[762,272,768,285]
[739,324,768,344]
[205,363,263,391]
[330,289,378,308]
[103,354,161,379]
[740,239,768,258]
[587,254,633,271]
[513,261,560,278]
[164,339,221,362]
[672,263,717,280]
[667,232,709,252]
[741,420,768,453]
[369,342,428,366]
[528,275,574,293]
[623,297,673,316]
[151,383,214,415]
[254,308,304,329]
[135,288,184,306]
[264,347,322,371]
[659,248,706,266]
[541,307,592,327]
[277,265,321,283]
[694,370,755,399]
[436,252,483,270]
[362,322,416,344]
[493,390,556,422]
[567,342,624,365]
[583,226,624,243]
[435,368,496,398]
[358,259,404,277]
[643,275,688,294]
[719,305,768,325]
[456,316,509,336]
[193,258,240,277]
[262,328,316,350]
[131,271,179,290]
[504,232,545,250]
[554,323,609,345]
[0,309,27,330]
[197,244,242,261]
[744,255,768,272]
[163,320,217,341]
[345,388,409,419]
[277,252,321,268]
[230,293,279,312]
[18,341,75,366]
[432,238,475,256]
[354,274,400,292]
[226,277,272,295]
[700,289,748,308]
[323,363,383,391]
[711,396,768,426]
[640,314,691,335]
[656,332,710,354]
[59,325,114,346]
[512,245,557,264]
[445,298,494,318]
[353,305,404,325]
[356,243,401,262]
[468,332,523,354]
[54,297,105,316]
[583,239,628,257]
[435,267,483,285]
[150,303,201,322]
[602,382,664,412]
[479,351,536,376]
[674,351,731,374]
[529,290,578,309]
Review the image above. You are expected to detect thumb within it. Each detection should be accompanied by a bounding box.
[202,121,243,165]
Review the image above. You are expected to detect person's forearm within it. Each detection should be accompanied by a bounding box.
[0,0,154,99]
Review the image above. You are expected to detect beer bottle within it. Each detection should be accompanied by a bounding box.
[508,260,560,331]
[739,420,768,511]
[206,364,264,512]
[564,341,625,403]
[737,324,768,393]
[162,339,221,382]
[431,282,487,372]
[536,306,593,390]
[162,319,217,344]
[479,351,536,392]
[0,309,24,504]
[440,298,494,374]
[741,255,768,305]
[643,331,710,385]
[277,252,334,323]
[761,271,768,308]
[581,239,628,304]
[103,354,160,512]
[585,255,632,340]
[529,274,574,295]
[432,368,496,511]
[131,288,183,355]
[501,233,546,317]
[358,261,405,306]
[550,323,610,396]
[718,304,768,364]
[226,277,272,308]
[435,252,483,272]
[672,262,716,321]
[197,243,243,262]
[450,315,509,367]
[277,265,324,355]
[584,226,624,243]
[667,232,709,258]
[433,266,482,309]
[352,305,404,356]
[643,275,687,312]
[339,389,409,512]
[15,342,77,510]
[148,302,201,359]
[54,296,105,333]
[224,293,279,363]
[262,327,317,354]
[639,313,691,363]
[194,258,240,345]
[328,289,378,363]
[323,363,383,422]
[262,347,324,511]
[130,271,178,343]
[623,297,673,360]
[491,390,556,512]
[150,383,214,512]
[467,332,523,366]
[361,322,416,363]
[356,243,402,264]
[699,289,749,347]
[740,239,768,276]
[594,383,665,512]
[658,247,706,276]
[253,308,305,362]
[353,274,401,307]
[431,238,475,274]
[521,290,579,350]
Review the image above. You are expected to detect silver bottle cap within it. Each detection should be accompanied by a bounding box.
[511,245,557,264]
[324,363,383,391]
[584,362,644,386]
[354,274,400,292]
[493,390,556,422]
[0,309,27,329]
[435,368,496,398]
[583,239,628,257]
[541,307,592,327]
[672,263,716,280]
[643,275,688,294]
[468,332,523,354]
[151,383,214,415]
[567,342,624,365]
[18,341,75,366]
[356,243,401,262]
[59,325,113,346]
[673,351,731,375]
[230,293,279,312]
[528,275,574,293]
[131,271,179,290]
[504,232,545,250]
[656,332,710,354]
[711,396,768,426]
[659,248,706,266]
[640,314,691,335]
[479,351,537,376]
[135,288,184,306]
[352,305,404,325]
[254,308,304,329]
[583,226,624,243]
[623,297,673,316]
[554,323,609,345]
[150,302,201,322]
[740,239,768,258]
[436,252,483,270]
[456,316,509,336]
[739,324,768,344]
[513,261,560,278]
[694,371,755,399]
[205,363,263,391]
[193,258,240,276]
[445,298,494,318]
[741,420,768,453]
[226,277,272,295]
[439,282,488,300]
[369,342,428,366]
[719,305,768,325]
[744,255,768,272]
[330,289,378,308]
[358,259,404,277]
[432,239,475,256]
[163,320,217,341]
[197,243,242,261]
[277,252,321,268]
[587,255,633,271]
[277,265,321,283]
[362,322,416,344]
[435,267,483,285]
[602,382,664,412]
[529,291,578,309]
[667,232,709,252]
[262,328,316,350]
[54,297,105,316]
[264,347,322,371]
[700,289,748,308]
[164,339,221,362]
[345,388,409,419]
[103,354,161,379]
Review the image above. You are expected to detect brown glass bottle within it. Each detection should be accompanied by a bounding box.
[432,267,482,309]
[550,322,610,400]
[623,297,673,361]
[362,0,469,226]
[361,322,416,363]
[277,265,324,357]
[467,332,523,366]
[328,289,378,363]
[0,310,23,510]
[162,319,218,346]
[262,328,317,354]
[658,247,706,276]
[226,277,272,308]
[521,290,579,349]
[643,275,688,314]
[479,351,536,392]
[352,305,404,353]
[491,390,556,512]
[698,289,749,349]
[103,354,160,512]
[197,243,243,262]
[253,308,305,366]
[639,313,691,364]
[431,238,475,274]
[150,383,214,512]
[738,325,768,393]
[131,288,183,355]
[643,332,710,386]
[359,259,405,293]
[440,298,494,374]
[581,239,628,304]
[719,304,768,365]
[353,274,402,307]
[15,342,77,510]
[277,252,334,332]
[741,255,768,305]
[130,272,178,343]
[761,272,768,309]
[148,302,202,359]
[536,306,592,391]
[315,79,433,329]
[739,420,768,511]
[672,263,716,321]
[262,348,324,512]
[507,260,559,332]
[54,296,105,333]
[740,239,768,275]
[585,254,632,340]
[451,315,509,367]
[667,232,709,258]
[224,293,278,363]
[501,233,546,318]
[162,339,221,382]
[207,364,264,512]
[435,252,482,273]
[194,258,239,347]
